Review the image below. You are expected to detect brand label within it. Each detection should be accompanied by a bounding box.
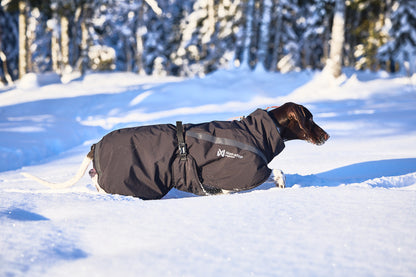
[217,148,243,159]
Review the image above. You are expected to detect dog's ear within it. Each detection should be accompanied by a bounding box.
[289,105,304,123]
[282,103,296,120]
[299,105,307,118]
[295,104,313,124]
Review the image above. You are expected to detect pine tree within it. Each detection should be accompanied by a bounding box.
[230,0,245,68]
[269,0,299,72]
[29,6,52,74]
[0,6,18,83]
[173,0,215,76]
[164,1,187,75]
[344,0,389,70]
[240,0,254,69]
[1,0,413,79]
[256,0,272,71]
[378,0,416,75]
[209,0,242,71]
[298,0,331,70]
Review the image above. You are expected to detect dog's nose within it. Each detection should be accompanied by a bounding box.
[316,132,330,145]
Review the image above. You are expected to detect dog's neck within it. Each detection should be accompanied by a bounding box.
[267,107,290,141]
[269,114,283,136]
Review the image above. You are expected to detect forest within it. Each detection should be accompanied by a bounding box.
[0,0,415,85]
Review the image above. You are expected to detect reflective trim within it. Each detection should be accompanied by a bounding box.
[186,131,268,163]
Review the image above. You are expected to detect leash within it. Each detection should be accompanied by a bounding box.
[227,106,280,121]
[227,115,246,121]
[265,105,280,111]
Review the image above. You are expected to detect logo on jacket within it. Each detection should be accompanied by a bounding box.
[217,148,243,159]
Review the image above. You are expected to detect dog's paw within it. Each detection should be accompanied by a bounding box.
[272,169,286,188]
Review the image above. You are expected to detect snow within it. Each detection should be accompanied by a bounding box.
[1,69,416,276]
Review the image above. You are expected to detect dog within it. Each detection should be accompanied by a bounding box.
[22,102,329,199]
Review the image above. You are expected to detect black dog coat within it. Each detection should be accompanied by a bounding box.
[93,109,285,199]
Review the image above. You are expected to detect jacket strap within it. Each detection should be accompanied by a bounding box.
[176,121,188,161]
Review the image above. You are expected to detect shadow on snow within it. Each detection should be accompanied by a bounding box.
[165,158,416,199]
[283,158,416,188]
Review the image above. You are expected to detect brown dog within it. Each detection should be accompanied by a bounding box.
[22,103,329,199]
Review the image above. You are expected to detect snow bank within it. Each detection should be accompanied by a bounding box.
[1,69,416,276]
[1,178,415,276]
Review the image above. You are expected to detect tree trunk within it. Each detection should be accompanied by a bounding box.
[135,0,146,75]
[77,4,92,75]
[257,0,271,71]
[61,15,70,72]
[326,0,345,78]
[50,2,60,74]
[143,0,162,15]
[51,25,59,72]
[270,0,283,71]
[18,0,27,79]
[0,50,13,84]
[0,21,13,84]
[76,20,89,75]
[241,0,254,69]
[26,5,34,73]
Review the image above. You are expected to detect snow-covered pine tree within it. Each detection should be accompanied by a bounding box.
[230,0,245,68]
[0,49,13,85]
[29,6,52,74]
[240,0,254,69]
[49,1,61,73]
[1,0,412,79]
[132,0,164,74]
[256,0,271,72]
[189,0,243,74]
[145,9,166,76]
[75,1,95,76]
[167,0,194,76]
[298,0,331,70]
[210,0,243,71]
[164,1,187,75]
[0,5,18,83]
[143,0,177,76]
[344,0,390,71]
[87,0,132,71]
[47,0,78,75]
[174,0,215,76]
[378,0,416,75]
[269,0,299,72]
[197,0,219,73]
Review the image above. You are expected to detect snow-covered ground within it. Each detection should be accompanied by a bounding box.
[1,69,416,276]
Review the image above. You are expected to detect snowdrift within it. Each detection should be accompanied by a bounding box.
[1,69,416,276]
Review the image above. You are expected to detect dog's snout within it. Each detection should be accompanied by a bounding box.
[316,132,329,145]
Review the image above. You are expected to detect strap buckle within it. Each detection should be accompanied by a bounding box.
[178,142,187,160]
[176,121,187,161]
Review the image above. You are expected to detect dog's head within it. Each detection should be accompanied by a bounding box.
[268,102,329,145]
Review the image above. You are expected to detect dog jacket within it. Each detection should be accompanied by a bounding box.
[93,109,285,200]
